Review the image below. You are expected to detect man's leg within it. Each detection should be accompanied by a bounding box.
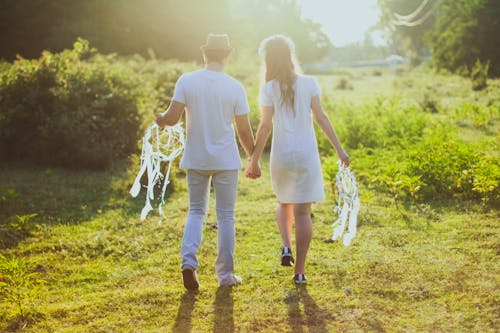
[180,170,211,272]
[212,169,239,285]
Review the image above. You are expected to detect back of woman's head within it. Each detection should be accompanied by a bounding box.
[259,35,297,108]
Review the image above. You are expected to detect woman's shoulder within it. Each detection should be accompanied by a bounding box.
[297,74,317,84]
[261,79,279,92]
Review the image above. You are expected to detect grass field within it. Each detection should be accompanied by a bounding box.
[0,69,499,332]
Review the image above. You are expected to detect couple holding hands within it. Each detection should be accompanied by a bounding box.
[157,33,349,290]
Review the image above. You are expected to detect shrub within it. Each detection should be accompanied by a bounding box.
[320,97,429,153]
[323,117,498,205]
[0,254,45,320]
[335,77,353,90]
[471,138,500,205]
[451,101,498,129]
[402,130,479,200]
[470,59,489,91]
[0,39,188,169]
[419,92,440,113]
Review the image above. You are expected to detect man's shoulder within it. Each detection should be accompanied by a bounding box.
[224,73,244,89]
[179,69,203,80]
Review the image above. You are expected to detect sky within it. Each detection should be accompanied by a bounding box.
[296,0,384,46]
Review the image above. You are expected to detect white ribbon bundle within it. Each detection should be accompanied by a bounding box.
[332,161,360,246]
[130,123,185,220]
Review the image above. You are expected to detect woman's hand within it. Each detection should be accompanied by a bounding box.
[338,149,350,168]
[245,158,261,179]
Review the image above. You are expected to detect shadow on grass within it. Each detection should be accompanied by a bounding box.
[285,285,330,333]
[0,310,45,333]
[0,159,179,248]
[172,290,199,333]
[214,286,234,333]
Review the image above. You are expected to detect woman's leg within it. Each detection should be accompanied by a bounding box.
[276,203,294,249]
[293,203,313,275]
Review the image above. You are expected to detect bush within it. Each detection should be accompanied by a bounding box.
[471,59,489,91]
[402,130,479,200]
[0,39,194,170]
[335,77,353,90]
[0,39,154,169]
[319,97,428,153]
[471,138,500,205]
[323,105,498,205]
[451,101,498,129]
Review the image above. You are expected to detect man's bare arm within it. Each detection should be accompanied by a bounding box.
[234,114,255,157]
[156,100,185,127]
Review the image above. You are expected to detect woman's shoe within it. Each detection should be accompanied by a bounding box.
[293,273,307,285]
[281,247,295,266]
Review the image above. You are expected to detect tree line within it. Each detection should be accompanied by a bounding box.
[0,0,331,63]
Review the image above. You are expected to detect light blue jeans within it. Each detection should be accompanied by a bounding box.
[181,169,238,284]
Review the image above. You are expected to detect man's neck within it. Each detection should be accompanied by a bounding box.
[205,62,224,72]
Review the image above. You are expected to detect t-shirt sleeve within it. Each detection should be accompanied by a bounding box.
[311,77,321,96]
[234,84,250,116]
[172,74,187,104]
[259,83,273,107]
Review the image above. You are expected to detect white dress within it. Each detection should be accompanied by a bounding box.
[260,75,325,203]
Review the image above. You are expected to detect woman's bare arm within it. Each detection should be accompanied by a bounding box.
[311,95,350,167]
[246,106,274,178]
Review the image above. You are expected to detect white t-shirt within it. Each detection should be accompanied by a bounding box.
[172,69,250,170]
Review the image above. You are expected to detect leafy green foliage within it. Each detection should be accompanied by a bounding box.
[0,214,39,249]
[471,59,489,90]
[0,0,331,63]
[0,254,45,320]
[376,0,437,60]
[320,91,498,205]
[431,0,500,77]
[0,39,191,169]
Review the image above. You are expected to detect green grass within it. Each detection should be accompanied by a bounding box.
[0,160,498,332]
[1,71,499,332]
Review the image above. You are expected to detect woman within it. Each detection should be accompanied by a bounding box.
[246,35,349,284]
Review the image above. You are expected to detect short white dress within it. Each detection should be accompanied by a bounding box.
[260,75,325,203]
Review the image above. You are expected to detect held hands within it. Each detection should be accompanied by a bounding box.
[245,157,261,179]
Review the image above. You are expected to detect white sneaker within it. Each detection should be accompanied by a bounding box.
[219,275,242,287]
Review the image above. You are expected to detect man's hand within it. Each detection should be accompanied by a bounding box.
[245,159,261,179]
[156,112,167,128]
[156,101,185,128]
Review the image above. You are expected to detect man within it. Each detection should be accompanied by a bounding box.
[157,34,255,290]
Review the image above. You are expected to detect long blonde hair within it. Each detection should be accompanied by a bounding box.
[259,35,301,109]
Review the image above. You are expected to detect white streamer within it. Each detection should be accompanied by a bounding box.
[332,161,360,246]
[130,123,185,221]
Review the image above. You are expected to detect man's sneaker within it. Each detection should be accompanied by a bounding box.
[293,273,307,285]
[182,269,199,290]
[219,275,242,287]
[281,247,295,267]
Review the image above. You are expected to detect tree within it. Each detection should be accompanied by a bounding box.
[377,0,437,62]
[0,0,331,63]
[430,0,500,77]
